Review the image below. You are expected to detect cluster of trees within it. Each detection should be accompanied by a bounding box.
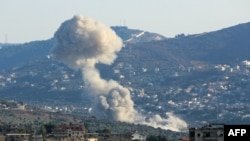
[42,123,175,141]
[146,135,170,141]
[42,123,172,141]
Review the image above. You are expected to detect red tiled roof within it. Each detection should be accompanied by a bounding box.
[59,124,84,131]
[179,137,189,141]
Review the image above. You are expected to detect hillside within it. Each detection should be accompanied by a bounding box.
[0,100,185,140]
[128,21,250,67]
[1,22,250,129]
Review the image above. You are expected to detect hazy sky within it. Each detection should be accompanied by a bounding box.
[1,0,250,43]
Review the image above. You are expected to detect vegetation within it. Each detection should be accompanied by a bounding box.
[0,100,187,140]
[43,123,56,134]
[146,135,169,141]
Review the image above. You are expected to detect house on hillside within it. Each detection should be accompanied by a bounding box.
[85,133,98,141]
[33,135,43,141]
[60,124,85,138]
[189,124,224,141]
[47,124,85,141]
[179,137,189,141]
[242,60,250,66]
[5,133,31,141]
[131,131,146,141]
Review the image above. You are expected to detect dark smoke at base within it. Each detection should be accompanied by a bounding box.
[52,15,188,132]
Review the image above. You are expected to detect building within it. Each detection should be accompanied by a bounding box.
[179,137,189,141]
[131,131,146,141]
[33,135,43,141]
[0,135,5,141]
[242,60,250,66]
[86,138,98,141]
[48,128,68,141]
[5,133,31,141]
[48,124,85,141]
[60,124,85,138]
[85,133,98,141]
[189,124,224,141]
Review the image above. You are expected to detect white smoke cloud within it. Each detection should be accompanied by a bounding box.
[52,15,188,132]
[52,15,122,69]
[142,112,188,132]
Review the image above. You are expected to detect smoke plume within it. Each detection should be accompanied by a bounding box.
[52,15,187,132]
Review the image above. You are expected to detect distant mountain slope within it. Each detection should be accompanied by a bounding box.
[1,22,250,127]
[2,22,249,71]
[129,21,250,67]
[0,39,53,70]
[111,26,166,43]
[177,21,250,63]
[0,27,165,71]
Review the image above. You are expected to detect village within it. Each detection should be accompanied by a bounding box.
[0,122,148,141]
[0,99,187,141]
[0,98,214,141]
[1,121,237,141]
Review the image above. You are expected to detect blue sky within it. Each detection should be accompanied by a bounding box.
[1,0,250,43]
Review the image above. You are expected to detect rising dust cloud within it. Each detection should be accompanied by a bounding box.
[52,15,188,132]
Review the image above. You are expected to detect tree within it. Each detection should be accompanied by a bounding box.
[43,123,56,134]
[41,125,47,141]
[96,128,112,134]
[146,135,169,141]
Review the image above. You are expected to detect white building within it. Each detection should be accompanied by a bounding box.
[131,131,146,141]
[242,60,250,66]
